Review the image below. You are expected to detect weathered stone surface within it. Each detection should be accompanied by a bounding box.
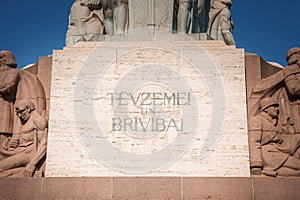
[253,177,300,200]
[182,177,252,199]
[0,178,43,199]
[113,177,181,199]
[42,177,112,199]
[0,177,299,199]
[46,39,249,177]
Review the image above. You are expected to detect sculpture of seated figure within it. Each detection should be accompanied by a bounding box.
[249,97,300,177]
[66,0,104,46]
[0,99,48,177]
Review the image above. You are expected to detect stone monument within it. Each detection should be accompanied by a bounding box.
[46,39,249,177]
[45,0,248,178]
[1,1,300,199]
[66,0,235,46]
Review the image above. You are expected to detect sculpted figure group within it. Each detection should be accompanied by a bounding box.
[66,0,235,46]
[66,0,129,46]
[0,50,48,177]
[249,47,300,177]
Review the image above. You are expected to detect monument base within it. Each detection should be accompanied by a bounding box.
[46,38,249,177]
[1,177,299,199]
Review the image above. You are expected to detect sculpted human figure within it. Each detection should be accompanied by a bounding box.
[0,99,48,177]
[102,0,128,35]
[196,0,205,19]
[66,0,104,46]
[176,0,192,33]
[113,0,128,34]
[281,48,300,134]
[101,0,114,34]
[173,0,205,33]
[249,97,300,177]
[0,50,21,135]
[251,47,300,135]
[207,0,235,45]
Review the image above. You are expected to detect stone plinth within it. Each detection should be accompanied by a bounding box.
[46,38,249,177]
[1,177,300,199]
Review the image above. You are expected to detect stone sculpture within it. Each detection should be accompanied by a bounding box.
[0,99,48,177]
[249,47,300,177]
[66,0,235,45]
[207,0,235,45]
[251,47,300,134]
[102,0,114,34]
[66,0,104,46]
[0,51,48,177]
[113,0,129,34]
[0,50,21,135]
[249,97,300,177]
[176,0,193,33]
[102,0,128,35]
[175,0,205,33]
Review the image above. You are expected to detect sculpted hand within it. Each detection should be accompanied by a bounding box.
[0,86,9,94]
[8,137,19,148]
[24,165,36,177]
[93,0,101,4]
[287,117,296,125]
[88,0,101,6]
[85,0,101,10]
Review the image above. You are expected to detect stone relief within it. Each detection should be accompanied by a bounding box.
[0,100,48,177]
[0,51,48,177]
[66,0,236,46]
[249,47,300,177]
[0,51,21,135]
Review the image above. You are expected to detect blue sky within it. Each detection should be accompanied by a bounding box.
[0,1,299,68]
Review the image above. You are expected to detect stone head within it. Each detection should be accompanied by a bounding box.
[286,47,300,66]
[259,97,279,118]
[15,99,36,124]
[283,64,300,98]
[0,50,17,68]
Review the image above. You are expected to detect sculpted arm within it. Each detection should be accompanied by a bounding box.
[7,133,20,149]
[24,130,47,177]
[85,0,101,9]
[0,72,20,95]
[24,117,48,177]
